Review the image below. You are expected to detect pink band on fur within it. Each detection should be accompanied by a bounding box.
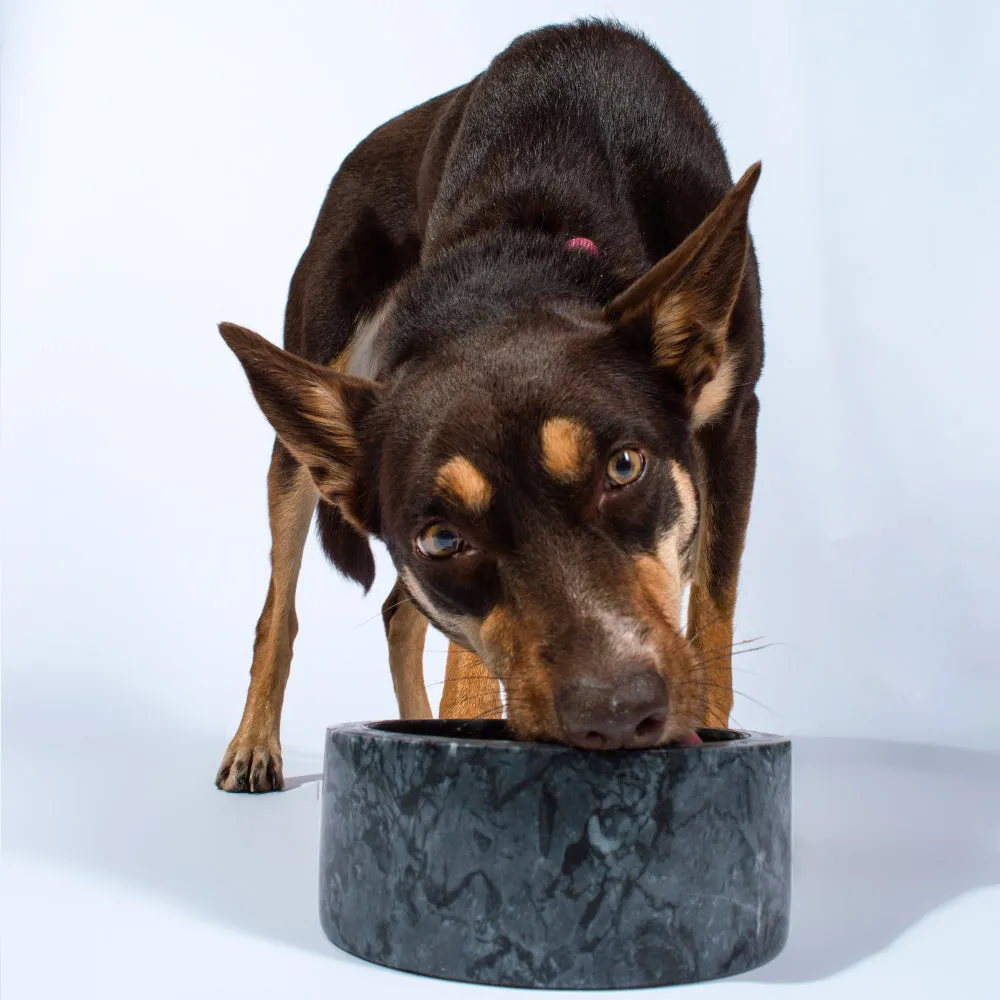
[565,236,600,257]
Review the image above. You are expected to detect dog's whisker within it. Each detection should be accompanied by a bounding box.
[424,675,499,690]
[353,596,414,630]
[732,635,766,648]
[694,642,780,663]
[686,635,772,662]
[684,613,727,644]
[696,683,778,716]
[689,643,777,669]
[441,702,506,722]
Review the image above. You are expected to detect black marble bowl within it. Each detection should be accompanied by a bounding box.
[320,720,790,989]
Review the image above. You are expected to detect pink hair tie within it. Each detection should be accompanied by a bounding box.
[565,236,600,257]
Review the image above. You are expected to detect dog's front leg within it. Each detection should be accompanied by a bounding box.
[687,394,759,729]
[439,644,503,720]
[217,443,317,792]
[382,577,433,719]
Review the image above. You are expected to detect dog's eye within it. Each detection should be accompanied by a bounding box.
[606,448,645,487]
[416,523,465,558]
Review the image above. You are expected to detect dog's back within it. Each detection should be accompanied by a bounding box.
[425,23,734,267]
[290,22,756,363]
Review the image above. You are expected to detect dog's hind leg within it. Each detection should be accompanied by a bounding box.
[687,393,759,729]
[381,577,433,719]
[216,441,317,792]
[439,643,503,721]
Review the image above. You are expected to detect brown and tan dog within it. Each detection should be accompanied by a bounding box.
[216,20,763,792]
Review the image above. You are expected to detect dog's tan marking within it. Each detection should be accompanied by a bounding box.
[650,530,686,629]
[649,291,731,408]
[604,164,758,411]
[329,295,396,379]
[653,292,724,365]
[540,417,594,483]
[481,604,557,741]
[439,644,503,719]
[328,348,351,375]
[435,456,493,514]
[399,567,480,651]
[647,461,699,615]
[479,605,518,680]
[671,460,699,543]
[633,550,682,629]
[686,502,740,729]
[617,460,705,738]
[300,384,359,464]
[629,553,701,742]
[691,352,739,430]
[294,375,372,532]
[648,512,693,630]
[219,323,371,535]
[386,597,433,719]
[687,585,737,728]
[671,454,737,726]
[216,458,317,792]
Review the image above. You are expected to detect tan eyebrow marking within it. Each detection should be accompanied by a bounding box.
[540,417,595,483]
[434,456,493,514]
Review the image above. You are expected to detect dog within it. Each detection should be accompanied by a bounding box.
[216,19,763,792]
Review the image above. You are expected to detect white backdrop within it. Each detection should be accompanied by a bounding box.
[3,2,999,998]
[5,0,999,751]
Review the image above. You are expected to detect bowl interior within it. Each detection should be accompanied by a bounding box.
[367,719,745,745]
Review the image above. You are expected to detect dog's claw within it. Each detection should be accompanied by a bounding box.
[216,740,284,793]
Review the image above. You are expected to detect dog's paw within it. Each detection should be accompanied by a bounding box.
[215,736,284,793]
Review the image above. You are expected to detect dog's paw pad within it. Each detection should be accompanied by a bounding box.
[216,740,284,793]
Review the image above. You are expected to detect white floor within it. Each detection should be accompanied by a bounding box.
[3,669,998,999]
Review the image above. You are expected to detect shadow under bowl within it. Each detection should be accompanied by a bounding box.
[320,720,791,990]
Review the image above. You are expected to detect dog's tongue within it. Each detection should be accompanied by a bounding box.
[678,731,703,747]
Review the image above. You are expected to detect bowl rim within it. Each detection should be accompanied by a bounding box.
[325,719,789,754]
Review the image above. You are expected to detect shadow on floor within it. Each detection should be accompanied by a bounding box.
[5,673,999,982]
[3,675,336,957]
[284,773,323,791]
[741,734,1000,982]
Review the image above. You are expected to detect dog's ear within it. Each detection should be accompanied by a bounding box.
[604,162,760,403]
[219,323,379,532]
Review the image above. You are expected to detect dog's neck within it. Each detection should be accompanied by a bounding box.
[366,225,643,377]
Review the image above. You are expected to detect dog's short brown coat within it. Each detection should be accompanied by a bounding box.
[215,20,763,792]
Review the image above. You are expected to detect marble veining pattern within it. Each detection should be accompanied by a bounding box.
[319,722,790,989]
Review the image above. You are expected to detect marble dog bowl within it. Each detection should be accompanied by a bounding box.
[320,720,790,989]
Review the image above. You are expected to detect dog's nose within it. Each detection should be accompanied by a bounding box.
[556,665,668,750]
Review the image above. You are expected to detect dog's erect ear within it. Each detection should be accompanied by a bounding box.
[219,323,379,530]
[604,162,760,402]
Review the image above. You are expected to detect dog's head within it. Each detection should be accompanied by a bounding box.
[221,163,759,748]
